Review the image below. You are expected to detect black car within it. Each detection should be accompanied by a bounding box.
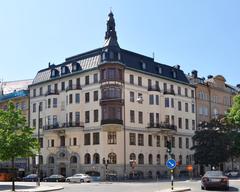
[201,171,229,190]
[43,174,65,182]
[22,174,38,182]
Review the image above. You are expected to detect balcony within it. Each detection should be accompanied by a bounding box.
[163,89,175,95]
[45,89,59,96]
[43,122,84,131]
[148,86,161,92]
[101,119,123,132]
[147,122,177,132]
[100,97,124,105]
[66,84,82,92]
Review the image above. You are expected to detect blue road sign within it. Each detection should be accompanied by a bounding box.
[166,159,176,169]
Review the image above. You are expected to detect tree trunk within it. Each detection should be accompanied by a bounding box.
[11,157,15,191]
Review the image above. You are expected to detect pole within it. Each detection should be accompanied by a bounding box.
[170,169,174,190]
[36,104,41,186]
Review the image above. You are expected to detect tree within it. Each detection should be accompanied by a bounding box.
[0,102,38,191]
[227,94,240,127]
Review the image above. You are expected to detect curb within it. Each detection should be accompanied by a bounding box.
[1,186,64,192]
[157,187,191,192]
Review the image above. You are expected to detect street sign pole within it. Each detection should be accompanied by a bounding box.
[166,159,176,191]
[170,169,174,190]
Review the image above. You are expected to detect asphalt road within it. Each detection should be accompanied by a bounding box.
[47,179,240,192]
[1,180,239,192]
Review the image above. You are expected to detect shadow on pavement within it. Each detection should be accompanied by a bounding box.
[0,184,35,191]
[206,186,239,191]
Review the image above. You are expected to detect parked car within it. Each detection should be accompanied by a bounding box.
[225,170,239,177]
[43,174,65,182]
[85,171,100,182]
[201,171,229,190]
[66,174,92,183]
[22,174,38,182]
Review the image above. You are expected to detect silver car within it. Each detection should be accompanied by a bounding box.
[66,174,92,183]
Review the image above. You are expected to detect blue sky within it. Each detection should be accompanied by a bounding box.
[0,0,239,86]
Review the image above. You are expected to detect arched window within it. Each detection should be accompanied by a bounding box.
[148,154,153,165]
[48,156,54,164]
[70,156,77,164]
[138,153,144,164]
[156,154,161,165]
[84,153,91,164]
[108,152,117,164]
[93,153,100,164]
[130,153,136,160]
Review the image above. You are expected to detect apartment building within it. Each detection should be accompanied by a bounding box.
[29,11,196,179]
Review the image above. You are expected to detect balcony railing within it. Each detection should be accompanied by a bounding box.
[66,84,82,91]
[45,89,59,96]
[147,122,177,131]
[101,119,123,125]
[43,122,84,130]
[163,89,175,95]
[100,97,124,105]
[148,86,161,92]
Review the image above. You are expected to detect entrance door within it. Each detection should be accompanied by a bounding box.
[60,167,66,176]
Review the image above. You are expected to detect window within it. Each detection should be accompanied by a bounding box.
[108,132,117,144]
[186,138,189,149]
[75,112,80,124]
[185,88,188,97]
[33,103,36,113]
[165,98,169,107]
[163,83,167,92]
[138,76,142,86]
[156,113,160,124]
[138,134,144,146]
[84,153,91,164]
[156,136,160,147]
[148,135,152,146]
[39,138,43,148]
[85,75,89,85]
[93,73,98,83]
[191,90,194,98]
[33,89,36,97]
[192,120,195,130]
[69,94,73,104]
[108,152,117,164]
[61,82,65,91]
[178,117,182,129]
[138,154,144,164]
[191,104,195,113]
[48,156,54,164]
[179,137,182,148]
[32,119,36,128]
[178,86,181,95]
[39,102,43,111]
[39,118,43,129]
[60,136,65,147]
[94,109,98,122]
[47,85,51,92]
[85,111,90,123]
[93,91,98,101]
[130,91,134,102]
[178,101,182,111]
[185,119,189,129]
[165,115,170,124]
[164,136,168,147]
[76,78,80,88]
[75,93,80,103]
[53,115,57,126]
[93,153,100,164]
[149,113,154,125]
[149,154,153,164]
[171,137,175,148]
[149,95,154,105]
[84,133,91,145]
[156,95,159,105]
[73,137,77,146]
[129,74,134,84]
[51,139,54,147]
[185,103,188,112]
[54,83,58,92]
[157,154,161,164]
[70,156,77,163]
[138,111,143,124]
[130,110,135,123]
[148,79,152,89]
[93,132,99,145]
[85,92,90,103]
[129,133,136,145]
[68,80,72,89]
[171,98,174,108]
[53,98,57,108]
[69,112,73,124]
[39,87,43,96]
[48,99,51,108]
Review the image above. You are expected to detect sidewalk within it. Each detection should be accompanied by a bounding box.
[157,187,191,192]
[0,182,63,192]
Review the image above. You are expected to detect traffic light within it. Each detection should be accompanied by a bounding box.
[166,140,172,154]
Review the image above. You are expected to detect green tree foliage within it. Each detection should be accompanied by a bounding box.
[227,94,240,126]
[0,101,38,162]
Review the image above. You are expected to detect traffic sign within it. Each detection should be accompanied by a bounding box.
[166,159,176,169]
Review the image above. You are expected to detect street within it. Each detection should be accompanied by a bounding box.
[1,179,239,192]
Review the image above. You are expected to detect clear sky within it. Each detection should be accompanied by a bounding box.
[0,0,239,86]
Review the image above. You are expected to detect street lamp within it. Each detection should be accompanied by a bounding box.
[102,158,109,181]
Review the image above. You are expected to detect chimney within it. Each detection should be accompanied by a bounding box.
[207,75,213,79]
[191,70,198,78]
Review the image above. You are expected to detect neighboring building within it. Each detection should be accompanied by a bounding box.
[188,70,238,127]
[0,79,32,95]
[0,89,30,173]
[29,11,196,179]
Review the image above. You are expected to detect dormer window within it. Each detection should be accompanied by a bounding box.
[50,69,59,78]
[109,51,114,59]
[173,71,177,78]
[62,67,66,74]
[61,66,69,75]
[158,66,162,74]
[102,52,106,61]
[118,53,121,60]
[141,61,146,70]
[72,62,80,72]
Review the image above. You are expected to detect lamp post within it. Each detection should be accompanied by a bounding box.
[102,158,109,181]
